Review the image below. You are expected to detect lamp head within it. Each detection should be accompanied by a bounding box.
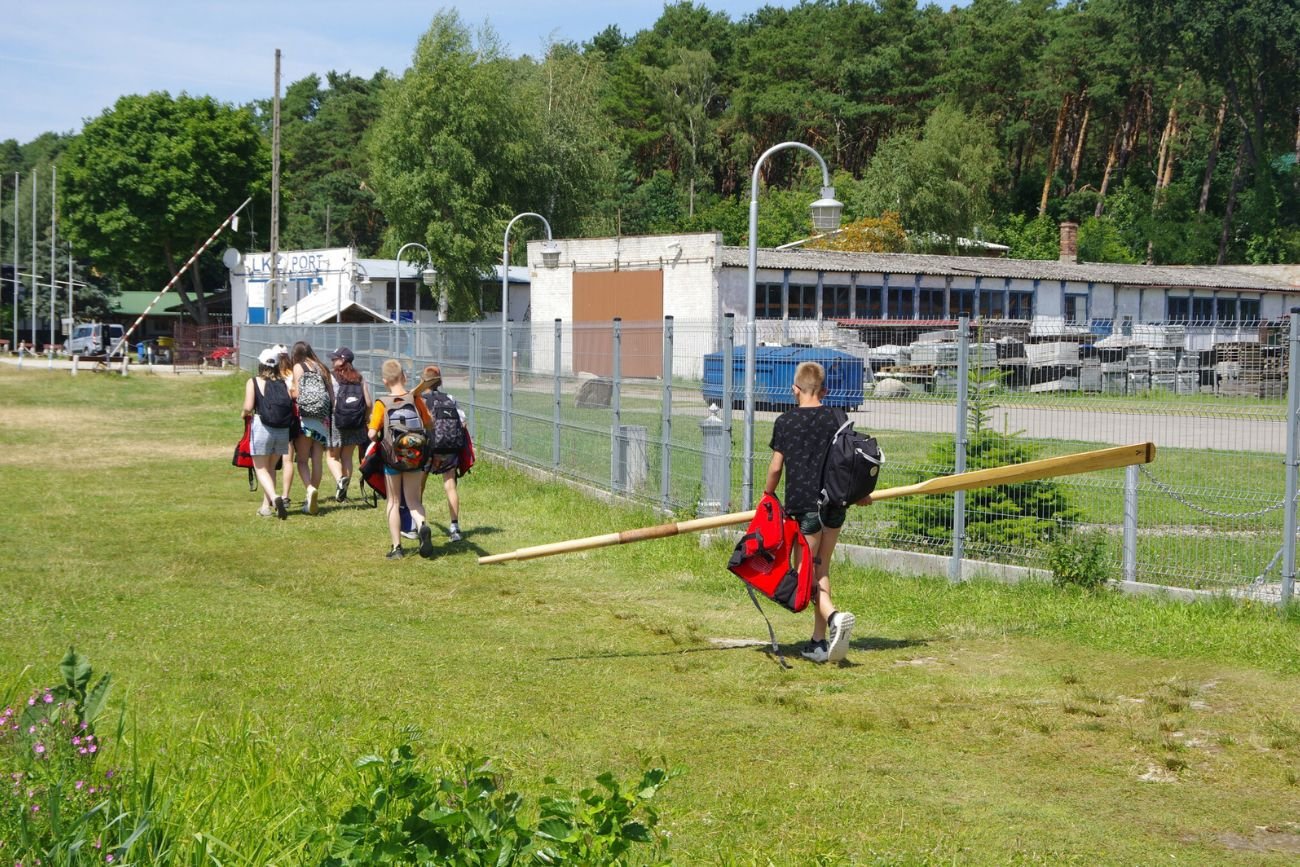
[810,186,843,232]
[541,241,561,269]
[420,267,437,287]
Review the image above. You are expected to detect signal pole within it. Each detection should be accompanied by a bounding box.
[270,48,282,322]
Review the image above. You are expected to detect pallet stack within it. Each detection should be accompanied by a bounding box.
[1214,342,1287,398]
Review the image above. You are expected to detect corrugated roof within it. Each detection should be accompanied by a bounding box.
[719,247,1296,292]
[356,260,530,283]
[113,291,185,316]
[280,294,388,325]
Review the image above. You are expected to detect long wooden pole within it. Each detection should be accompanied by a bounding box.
[478,442,1155,565]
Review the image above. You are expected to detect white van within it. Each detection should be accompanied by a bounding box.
[67,323,125,356]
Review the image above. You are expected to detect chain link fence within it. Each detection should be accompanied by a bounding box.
[240,314,1299,606]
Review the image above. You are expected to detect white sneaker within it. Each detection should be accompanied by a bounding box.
[306,486,319,515]
[336,476,350,502]
[257,505,274,518]
[826,611,855,662]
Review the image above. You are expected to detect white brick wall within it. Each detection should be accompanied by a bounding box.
[525,232,723,378]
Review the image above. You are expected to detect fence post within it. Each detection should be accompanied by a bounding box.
[554,319,562,471]
[1281,308,1300,606]
[611,318,622,492]
[950,314,970,582]
[722,313,735,511]
[1123,464,1139,584]
[468,324,478,442]
[700,404,727,516]
[503,321,513,454]
[661,316,674,511]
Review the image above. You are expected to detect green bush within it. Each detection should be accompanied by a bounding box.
[318,734,676,866]
[895,354,1078,559]
[894,429,1080,558]
[1047,529,1112,591]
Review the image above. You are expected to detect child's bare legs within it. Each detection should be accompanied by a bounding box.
[808,525,842,641]
[326,446,345,487]
[442,471,459,523]
[281,441,296,500]
[252,455,279,509]
[385,473,406,549]
[295,436,324,489]
[401,471,428,529]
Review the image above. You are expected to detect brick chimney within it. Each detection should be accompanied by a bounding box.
[1059,221,1079,263]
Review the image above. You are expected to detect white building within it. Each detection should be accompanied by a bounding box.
[229,246,530,325]
[524,230,1300,376]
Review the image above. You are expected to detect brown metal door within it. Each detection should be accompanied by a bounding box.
[572,270,663,377]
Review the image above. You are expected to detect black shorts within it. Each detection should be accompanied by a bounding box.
[792,504,847,535]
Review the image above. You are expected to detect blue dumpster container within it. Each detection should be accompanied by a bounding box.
[702,345,864,410]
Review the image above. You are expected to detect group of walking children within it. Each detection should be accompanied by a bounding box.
[242,343,466,559]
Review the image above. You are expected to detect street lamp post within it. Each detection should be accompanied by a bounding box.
[500,212,560,452]
[344,259,371,323]
[743,142,843,507]
[395,241,434,359]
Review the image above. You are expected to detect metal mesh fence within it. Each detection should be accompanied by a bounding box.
[240,315,1298,604]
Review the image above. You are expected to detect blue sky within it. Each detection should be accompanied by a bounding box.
[1,1,806,144]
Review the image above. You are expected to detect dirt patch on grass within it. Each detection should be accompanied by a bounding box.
[0,405,220,468]
[1217,827,1300,854]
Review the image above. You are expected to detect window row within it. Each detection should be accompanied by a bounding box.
[755,283,1034,321]
[1166,295,1261,324]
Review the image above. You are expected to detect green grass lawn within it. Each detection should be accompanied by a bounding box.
[1,365,1299,864]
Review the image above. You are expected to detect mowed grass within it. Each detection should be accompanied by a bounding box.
[1,364,1300,864]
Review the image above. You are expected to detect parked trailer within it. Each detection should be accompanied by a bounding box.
[702,345,866,410]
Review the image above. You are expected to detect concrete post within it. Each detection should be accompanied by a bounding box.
[700,403,727,516]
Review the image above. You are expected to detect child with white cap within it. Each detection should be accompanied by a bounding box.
[242,346,296,519]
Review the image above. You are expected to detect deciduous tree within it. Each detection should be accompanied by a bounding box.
[61,93,267,323]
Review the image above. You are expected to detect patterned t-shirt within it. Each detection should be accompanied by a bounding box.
[768,404,844,513]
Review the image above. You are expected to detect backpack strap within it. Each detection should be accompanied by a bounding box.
[817,407,853,507]
[743,585,791,670]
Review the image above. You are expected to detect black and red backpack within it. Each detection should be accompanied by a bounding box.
[728,493,813,666]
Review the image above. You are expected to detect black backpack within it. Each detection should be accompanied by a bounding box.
[334,380,367,429]
[255,378,295,429]
[818,408,884,508]
[424,391,465,454]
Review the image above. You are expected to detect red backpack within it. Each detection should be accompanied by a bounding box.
[727,493,813,666]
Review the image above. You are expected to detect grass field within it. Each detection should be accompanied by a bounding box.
[1,364,1299,864]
